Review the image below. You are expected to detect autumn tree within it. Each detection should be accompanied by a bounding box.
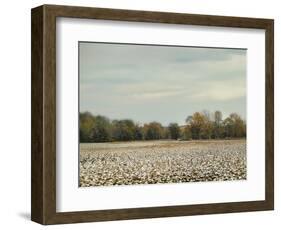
[186,112,211,139]
[181,125,192,140]
[143,122,164,140]
[200,110,214,139]
[79,111,246,143]
[223,113,246,138]
[79,112,95,142]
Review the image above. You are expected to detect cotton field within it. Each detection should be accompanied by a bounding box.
[79,140,246,187]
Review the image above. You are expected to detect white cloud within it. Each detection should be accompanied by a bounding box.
[191,86,245,102]
[131,89,185,100]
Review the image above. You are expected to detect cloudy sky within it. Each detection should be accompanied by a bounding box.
[79,42,246,126]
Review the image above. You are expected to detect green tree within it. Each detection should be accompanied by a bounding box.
[214,111,222,125]
[112,119,135,141]
[90,115,112,142]
[134,124,143,140]
[213,110,223,139]
[168,123,181,140]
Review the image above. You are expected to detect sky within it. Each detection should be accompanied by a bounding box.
[79,42,246,126]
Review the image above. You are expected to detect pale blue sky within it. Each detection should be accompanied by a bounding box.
[79,42,246,126]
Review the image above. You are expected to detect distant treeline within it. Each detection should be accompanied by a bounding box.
[80,110,246,143]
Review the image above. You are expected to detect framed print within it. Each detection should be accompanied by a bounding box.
[31,4,274,225]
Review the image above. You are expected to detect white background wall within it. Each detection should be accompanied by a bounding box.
[0,0,279,229]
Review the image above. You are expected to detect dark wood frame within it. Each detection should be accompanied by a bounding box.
[31,4,274,225]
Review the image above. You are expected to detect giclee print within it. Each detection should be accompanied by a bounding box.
[79,42,247,187]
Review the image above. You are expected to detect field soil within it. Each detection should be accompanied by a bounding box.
[79,140,246,187]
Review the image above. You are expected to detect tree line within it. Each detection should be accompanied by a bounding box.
[80,110,246,143]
